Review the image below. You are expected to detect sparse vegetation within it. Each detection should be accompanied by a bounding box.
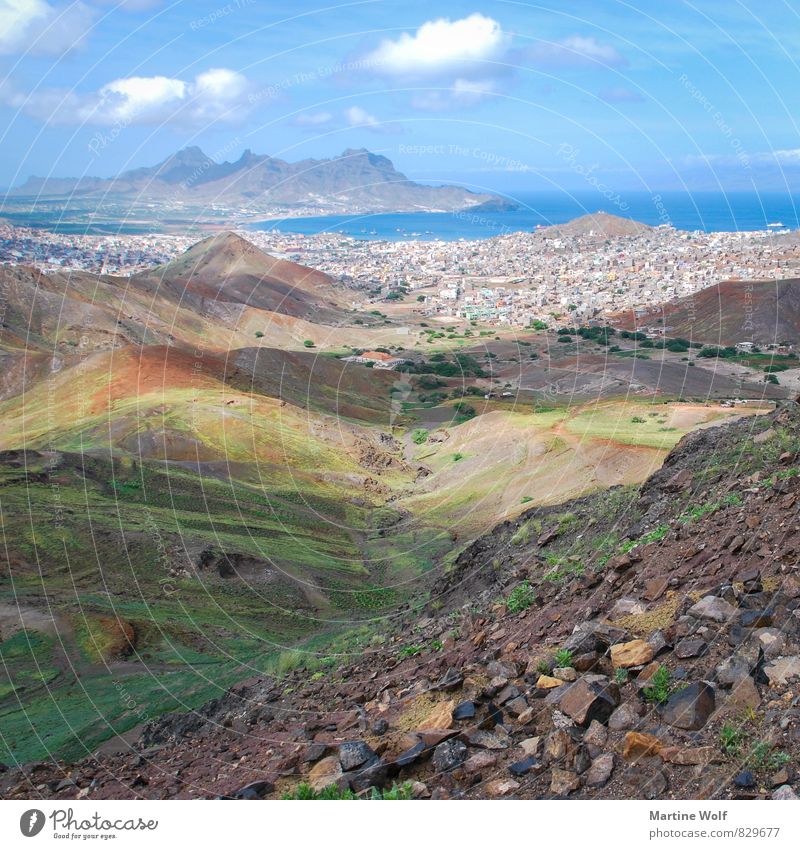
[553,648,574,668]
[506,580,536,613]
[642,665,674,704]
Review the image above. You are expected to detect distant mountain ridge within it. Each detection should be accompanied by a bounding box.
[13,146,512,215]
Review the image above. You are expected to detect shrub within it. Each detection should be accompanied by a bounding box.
[411,428,428,445]
[254,330,264,338]
[398,644,422,658]
[719,724,745,755]
[642,665,673,703]
[452,452,464,462]
[303,339,315,348]
[553,648,574,668]
[283,782,414,800]
[506,580,536,613]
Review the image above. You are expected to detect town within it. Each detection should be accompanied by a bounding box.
[2,219,800,328]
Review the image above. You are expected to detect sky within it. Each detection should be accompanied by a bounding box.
[2,0,800,194]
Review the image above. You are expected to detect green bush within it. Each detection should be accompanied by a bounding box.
[303,339,315,348]
[553,648,574,668]
[283,781,414,800]
[506,580,535,613]
[411,428,429,445]
[642,665,673,703]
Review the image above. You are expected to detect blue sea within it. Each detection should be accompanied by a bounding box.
[252,191,800,241]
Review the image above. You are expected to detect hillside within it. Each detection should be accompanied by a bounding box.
[0,233,363,357]
[11,147,506,215]
[615,278,800,346]
[540,211,654,239]
[4,402,799,800]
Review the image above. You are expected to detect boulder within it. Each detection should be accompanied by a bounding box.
[338,741,377,772]
[585,753,615,788]
[432,738,467,772]
[688,596,737,623]
[464,750,497,775]
[738,610,774,629]
[674,639,707,659]
[485,778,520,797]
[622,731,662,760]
[509,756,541,777]
[550,768,581,796]
[610,639,654,669]
[772,785,799,801]
[659,746,716,766]
[763,656,800,686]
[308,756,342,791]
[518,737,541,757]
[452,701,477,721]
[232,779,274,799]
[558,678,620,726]
[583,720,608,750]
[728,676,761,711]
[552,666,578,682]
[466,729,510,750]
[394,741,426,769]
[660,682,715,730]
[715,653,754,687]
[608,703,639,731]
[536,674,565,689]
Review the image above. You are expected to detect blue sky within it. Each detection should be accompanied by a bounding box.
[2,0,800,193]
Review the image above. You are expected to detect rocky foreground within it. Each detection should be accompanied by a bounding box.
[4,404,800,800]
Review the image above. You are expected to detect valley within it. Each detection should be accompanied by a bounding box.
[0,229,780,772]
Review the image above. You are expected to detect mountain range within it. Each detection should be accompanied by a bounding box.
[11,146,511,216]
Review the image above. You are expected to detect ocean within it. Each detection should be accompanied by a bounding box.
[251,191,800,241]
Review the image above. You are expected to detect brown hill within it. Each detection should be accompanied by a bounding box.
[0,233,358,357]
[615,278,800,346]
[133,231,347,322]
[541,211,653,239]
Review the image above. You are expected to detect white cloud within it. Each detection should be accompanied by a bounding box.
[344,105,379,128]
[290,106,399,134]
[411,77,500,111]
[527,35,627,68]
[2,68,255,126]
[0,0,94,55]
[773,149,800,163]
[344,105,400,134]
[365,13,510,78]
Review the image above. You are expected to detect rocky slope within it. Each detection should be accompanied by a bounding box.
[4,404,800,800]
